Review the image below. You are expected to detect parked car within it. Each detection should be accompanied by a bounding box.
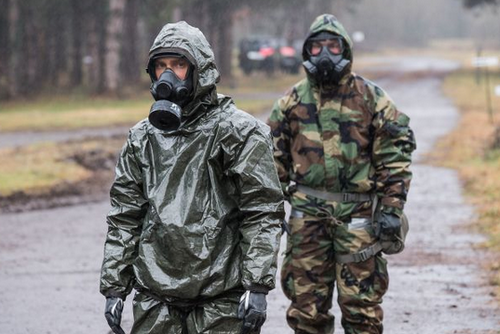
[238,38,276,75]
[238,37,302,76]
[277,44,301,74]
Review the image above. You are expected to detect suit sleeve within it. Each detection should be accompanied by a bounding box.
[371,89,416,215]
[228,124,285,293]
[267,97,293,195]
[99,131,148,299]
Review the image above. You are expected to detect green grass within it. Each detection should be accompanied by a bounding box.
[0,71,303,196]
[0,95,152,132]
[0,138,125,196]
[0,71,302,132]
[443,69,500,115]
[0,142,91,196]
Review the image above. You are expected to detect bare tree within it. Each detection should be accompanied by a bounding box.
[83,0,108,93]
[105,0,126,94]
[121,0,140,84]
[71,0,83,85]
[2,0,497,102]
[0,0,10,99]
[7,0,19,98]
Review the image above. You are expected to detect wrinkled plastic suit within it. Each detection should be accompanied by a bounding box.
[99,21,284,332]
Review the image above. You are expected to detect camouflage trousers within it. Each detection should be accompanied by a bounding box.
[130,291,247,334]
[281,212,389,334]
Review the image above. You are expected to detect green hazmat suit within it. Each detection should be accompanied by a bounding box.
[100,21,285,333]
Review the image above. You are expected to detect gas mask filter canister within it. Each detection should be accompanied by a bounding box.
[149,100,182,131]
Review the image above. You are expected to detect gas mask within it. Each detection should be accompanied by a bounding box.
[147,55,194,131]
[302,33,350,86]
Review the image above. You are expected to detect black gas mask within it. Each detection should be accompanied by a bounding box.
[302,32,350,86]
[146,54,194,131]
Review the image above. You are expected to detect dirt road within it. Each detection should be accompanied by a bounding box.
[1,57,499,333]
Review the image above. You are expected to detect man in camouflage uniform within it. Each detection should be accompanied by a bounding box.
[267,14,416,334]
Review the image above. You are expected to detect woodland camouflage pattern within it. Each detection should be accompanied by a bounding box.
[282,214,388,334]
[268,14,415,334]
[268,14,415,220]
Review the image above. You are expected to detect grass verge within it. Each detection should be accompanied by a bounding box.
[432,67,500,298]
[0,95,279,132]
[0,137,124,197]
[0,72,301,133]
[0,95,151,132]
[0,72,301,200]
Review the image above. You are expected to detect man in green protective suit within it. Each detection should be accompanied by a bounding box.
[100,21,285,334]
[268,14,416,334]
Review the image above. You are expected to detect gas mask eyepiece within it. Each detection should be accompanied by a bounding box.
[151,69,193,105]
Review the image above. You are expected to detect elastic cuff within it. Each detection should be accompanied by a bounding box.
[246,284,270,294]
[102,290,127,301]
[280,182,289,194]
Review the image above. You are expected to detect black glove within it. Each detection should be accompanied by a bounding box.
[375,212,401,241]
[281,219,291,235]
[105,297,126,334]
[237,291,267,334]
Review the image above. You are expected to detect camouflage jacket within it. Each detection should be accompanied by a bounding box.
[268,14,416,220]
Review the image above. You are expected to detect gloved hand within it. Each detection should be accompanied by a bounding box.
[281,219,291,235]
[375,212,401,241]
[237,291,267,334]
[105,297,126,334]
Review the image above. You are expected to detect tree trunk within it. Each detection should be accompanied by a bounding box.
[184,0,235,83]
[84,0,106,92]
[121,0,140,84]
[30,2,46,90]
[45,2,56,85]
[7,0,19,98]
[95,1,108,93]
[0,0,10,99]
[71,0,83,86]
[216,7,234,83]
[49,2,69,87]
[24,4,37,92]
[105,0,126,94]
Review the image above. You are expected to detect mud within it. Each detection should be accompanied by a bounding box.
[0,56,499,334]
[0,171,112,213]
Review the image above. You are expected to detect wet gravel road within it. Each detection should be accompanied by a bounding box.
[1,57,499,333]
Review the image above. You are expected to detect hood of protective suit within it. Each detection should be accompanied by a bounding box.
[149,21,221,119]
[302,14,353,85]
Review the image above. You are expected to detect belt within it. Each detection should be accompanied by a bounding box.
[135,287,243,308]
[335,242,383,263]
[296,185,374,203]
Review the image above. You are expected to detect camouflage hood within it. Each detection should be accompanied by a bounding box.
[302,14,354,84]
[149,21,220,118]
